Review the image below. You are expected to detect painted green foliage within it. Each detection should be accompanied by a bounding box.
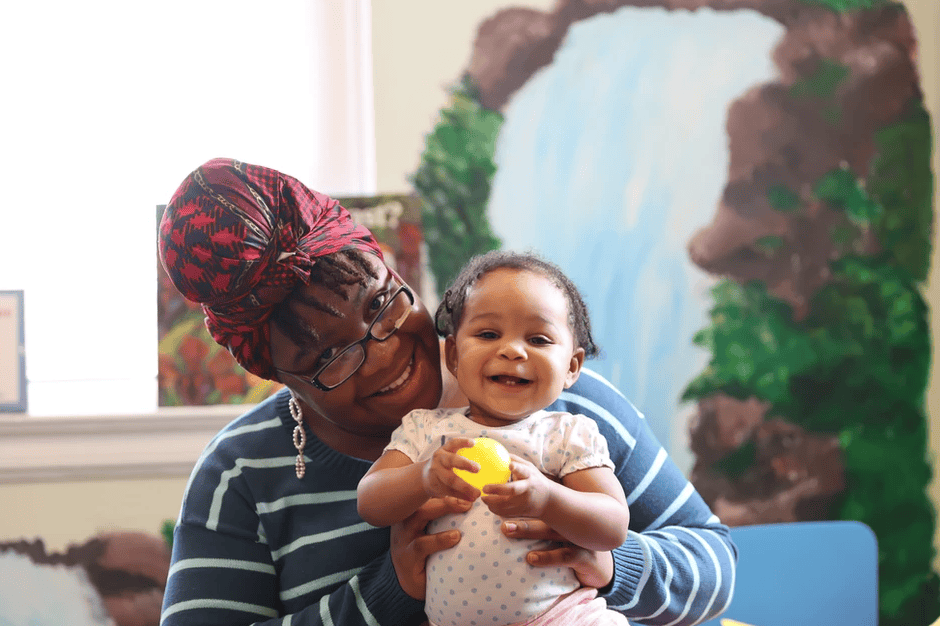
[412,77,503,296]
[161,519,174,551]
[797,0,892,11]
[414,5,938,624]
[684,100,938,625]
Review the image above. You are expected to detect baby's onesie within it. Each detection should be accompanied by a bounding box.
[385,407,614,626]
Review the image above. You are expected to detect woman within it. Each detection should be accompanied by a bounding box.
[158,158,736,626]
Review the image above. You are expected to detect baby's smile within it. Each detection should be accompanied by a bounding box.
[489,375,532,385]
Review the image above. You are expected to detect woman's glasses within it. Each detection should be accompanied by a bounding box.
[283,283,415,391]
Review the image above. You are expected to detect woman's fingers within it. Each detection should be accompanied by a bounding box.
[391,498,470,599]
[406,498,464,561]
[413,526,461,559]
[500,518,565,541]
[513,530,615,588]
[526,543,581,567]
[442,495,475,511]
[410,496,470,527]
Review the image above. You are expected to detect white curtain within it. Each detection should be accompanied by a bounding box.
[0,0,375,415]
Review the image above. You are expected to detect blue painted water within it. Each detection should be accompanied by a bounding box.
[487,7,784,469]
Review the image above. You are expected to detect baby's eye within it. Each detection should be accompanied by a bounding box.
[476,330,499,340]
[529,336,552,346]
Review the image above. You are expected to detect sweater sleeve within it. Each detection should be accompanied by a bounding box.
[161,521,425,626]
[548,369,738,625]
[160,395,427,626]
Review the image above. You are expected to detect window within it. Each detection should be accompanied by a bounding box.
[0,0,375,416]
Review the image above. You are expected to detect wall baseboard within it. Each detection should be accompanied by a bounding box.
[0,406,249,484]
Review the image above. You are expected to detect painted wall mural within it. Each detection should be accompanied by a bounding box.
[412,1,938,623]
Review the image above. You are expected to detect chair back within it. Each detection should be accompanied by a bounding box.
[698,520,878,626]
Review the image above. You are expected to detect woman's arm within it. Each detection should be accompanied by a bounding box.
[162,519,426,626]
[540,369,738,626]
[162,394,443,626]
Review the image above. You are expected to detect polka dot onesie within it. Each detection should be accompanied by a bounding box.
[385,407,616,626]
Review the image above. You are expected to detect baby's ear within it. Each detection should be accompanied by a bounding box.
[444,335,459,376]
[564,347,585,389]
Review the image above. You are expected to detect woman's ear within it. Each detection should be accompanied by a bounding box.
[444,335,459,376]
[564,347,585,389]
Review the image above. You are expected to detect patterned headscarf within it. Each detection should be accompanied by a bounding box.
[159,158,382,380]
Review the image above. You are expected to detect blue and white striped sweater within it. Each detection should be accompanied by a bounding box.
[161,369,736,626]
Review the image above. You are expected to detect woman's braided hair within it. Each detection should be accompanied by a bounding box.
[434,250,599,359]
[271,249,378,351]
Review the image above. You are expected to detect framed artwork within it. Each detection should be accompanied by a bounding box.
[0,290,26,413]
[336,193,424,296]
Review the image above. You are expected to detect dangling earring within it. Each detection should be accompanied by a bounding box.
[289,394,307,479]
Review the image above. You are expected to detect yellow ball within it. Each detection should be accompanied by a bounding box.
[454,437,512,490]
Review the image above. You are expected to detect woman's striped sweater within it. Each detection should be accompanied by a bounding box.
[160,368,737,626]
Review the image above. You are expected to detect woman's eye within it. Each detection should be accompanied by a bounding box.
[369,291,389,313]
[315,346,338,367]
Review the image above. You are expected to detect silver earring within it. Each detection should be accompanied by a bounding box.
[289,394,306,479]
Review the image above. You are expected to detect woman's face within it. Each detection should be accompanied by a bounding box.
[269,254,442,443]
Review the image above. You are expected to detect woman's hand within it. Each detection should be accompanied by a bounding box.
[390,497,471,599]
[500,518,615,589]
[421,437,481,502]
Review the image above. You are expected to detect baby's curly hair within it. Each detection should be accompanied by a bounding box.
[434,250,600,359]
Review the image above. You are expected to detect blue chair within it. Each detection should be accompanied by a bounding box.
[699,520,879,626]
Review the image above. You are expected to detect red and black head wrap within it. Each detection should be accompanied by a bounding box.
[159,158,382,380]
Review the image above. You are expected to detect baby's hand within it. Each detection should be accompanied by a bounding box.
[422,437,481,503]
[481,455,553,518]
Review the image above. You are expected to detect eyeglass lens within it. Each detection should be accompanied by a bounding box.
[317,289,412,388]
[372,290,412,340]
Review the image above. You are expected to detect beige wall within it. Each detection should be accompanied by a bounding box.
[907,0,940,575]
[372,0,555,194]
[372,0,940,572]
[5,478,187,552]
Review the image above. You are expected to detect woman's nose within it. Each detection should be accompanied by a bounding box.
[357,332,400,378]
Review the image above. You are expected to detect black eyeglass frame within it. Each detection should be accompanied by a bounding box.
[279,283,415,392]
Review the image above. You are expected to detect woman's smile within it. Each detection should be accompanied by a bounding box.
[373,356,414,395]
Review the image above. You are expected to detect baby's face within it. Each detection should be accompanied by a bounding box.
[444,268,584,427]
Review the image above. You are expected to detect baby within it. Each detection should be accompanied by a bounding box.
[358,250,630,626]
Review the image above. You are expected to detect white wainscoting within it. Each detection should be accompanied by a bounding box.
[0,405,249,484]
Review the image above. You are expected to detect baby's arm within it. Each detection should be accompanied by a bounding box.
[482,458,629,552]
[357,438,481,527]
